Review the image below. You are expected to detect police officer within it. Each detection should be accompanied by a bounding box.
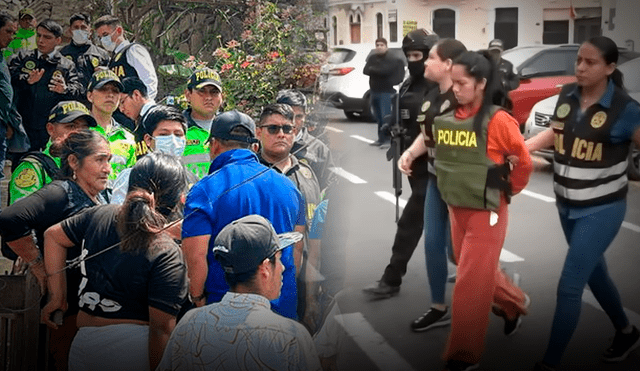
[363,28,438,299]
[276,89,336,192]
[60,13,110,91]
[8,100,96,204]
[94,15,157,100]
[86,69,135,187]
[182,68,223,179]
[3,7,36,60]
[9,19,84,152]
[94,15,158,134]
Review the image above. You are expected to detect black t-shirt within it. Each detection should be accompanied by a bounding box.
[61,204,188,321]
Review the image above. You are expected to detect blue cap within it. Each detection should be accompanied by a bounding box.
[209,110,257,143]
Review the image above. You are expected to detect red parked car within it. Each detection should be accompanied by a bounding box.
[502,44,640,129]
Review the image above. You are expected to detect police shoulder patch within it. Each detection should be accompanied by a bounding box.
[14,168,38,188]
[25,60,36,70]
[556,103,571,119]
[91,57,99,67]
[591,111,607,129]
[440,100,450,113]
[300,166,313,179]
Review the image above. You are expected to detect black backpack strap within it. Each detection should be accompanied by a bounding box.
[23,152,61,180]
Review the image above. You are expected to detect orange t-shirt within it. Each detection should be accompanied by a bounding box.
[455,106,533,195]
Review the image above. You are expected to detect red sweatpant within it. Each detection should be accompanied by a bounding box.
[443,201,528,364]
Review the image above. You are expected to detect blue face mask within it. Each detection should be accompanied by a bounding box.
[100,31,116,52]
[72,29,90,45]
[154,135,186,157]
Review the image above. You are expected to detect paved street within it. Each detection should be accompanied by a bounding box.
[313,105,640,371]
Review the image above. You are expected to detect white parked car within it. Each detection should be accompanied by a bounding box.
[523,57,640,180]
[319,43,406,121]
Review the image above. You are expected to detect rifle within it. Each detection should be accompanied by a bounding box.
[384,91,405,223]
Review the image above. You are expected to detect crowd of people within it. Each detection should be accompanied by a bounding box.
[1,6,639,371]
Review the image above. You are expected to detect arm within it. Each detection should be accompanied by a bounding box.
[181,235,210,307]
[293,224,305,277]
[7,235,47,292]
[148,307,176,371]
[61,62,84,100]
[41,223,75,328]
[525,127,554,153]
[633,126,640,148]
[127,45,158,100]
[489,111,533,195]
[398,132,428,175]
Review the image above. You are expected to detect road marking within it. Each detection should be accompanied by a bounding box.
[351,135,375,144]
[374,191,407,208]
[521,189,555,203]
[622,221,640,233]
[325,125,343,133]
[521,190,640,233]
[376,192,524,263]
[500,249,525,263]
[334,312,414,371]
[329,167,368,184]
[583,289,640,327]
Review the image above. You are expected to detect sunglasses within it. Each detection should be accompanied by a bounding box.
[260,124,294,135]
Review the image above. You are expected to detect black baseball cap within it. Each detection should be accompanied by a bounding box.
[48,101,97,127]
[213,215,303,274]
[187,68,222,91]
[488,39,504,51]
[87,69,124,92]
[209,110,257,143]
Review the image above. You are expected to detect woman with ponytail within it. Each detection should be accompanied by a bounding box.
[42,152,190,371]
[527,36,640,371]
[432,50,533,371]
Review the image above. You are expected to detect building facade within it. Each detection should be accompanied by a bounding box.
[326,0,640,52]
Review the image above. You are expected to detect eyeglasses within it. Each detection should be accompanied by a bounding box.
[294,114,305,120]
[260,124,294,135]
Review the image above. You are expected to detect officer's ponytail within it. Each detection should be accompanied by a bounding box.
[585,36,625,89]
[453,51,500,136]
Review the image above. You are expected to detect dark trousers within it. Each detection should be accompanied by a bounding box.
[381,172,428,287]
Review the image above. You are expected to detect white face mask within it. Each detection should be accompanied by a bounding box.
[72,29,90,45]
[294,127,304,142]
[154,135,186,157]
[100,32,116,52]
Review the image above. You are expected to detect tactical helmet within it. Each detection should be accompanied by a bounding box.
[402,28,439,56]
[276,89,308,113]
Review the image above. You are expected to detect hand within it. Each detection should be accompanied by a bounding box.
[41,298,67,329]
[398,150,414,176]
[6,125,13,139]
[48,75,67,94]
[29,261,48,295]
[506,155,519,171]
[27,69,44,84]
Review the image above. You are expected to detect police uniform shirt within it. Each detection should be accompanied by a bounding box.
[110,40,158,100]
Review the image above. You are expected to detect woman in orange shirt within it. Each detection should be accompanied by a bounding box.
[432,50,533,371]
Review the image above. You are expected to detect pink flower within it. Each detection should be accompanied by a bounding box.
[213,48,231,59]
[221,63,233,72]
[226,40,239,49]
[269,51,279,59]
[241,61,251,68]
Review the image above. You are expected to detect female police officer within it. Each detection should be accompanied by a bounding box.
[527,36,640,371]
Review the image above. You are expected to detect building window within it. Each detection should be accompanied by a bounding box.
[377,13,383,39]
[494,7,518,50]
[388,9,397,42]
[332,16,337,46]
[350,14,361,44]
[573,8,602,43]
[433,9,455,38]
[543,20,569,44]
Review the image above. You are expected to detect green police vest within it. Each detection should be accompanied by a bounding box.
[434,106,502,211]
[9,142,61,204]
[92,121,136,185]
[183,123,211,180]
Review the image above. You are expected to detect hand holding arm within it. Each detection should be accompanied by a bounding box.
[41,223,75,328]
[181,235,210,307]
